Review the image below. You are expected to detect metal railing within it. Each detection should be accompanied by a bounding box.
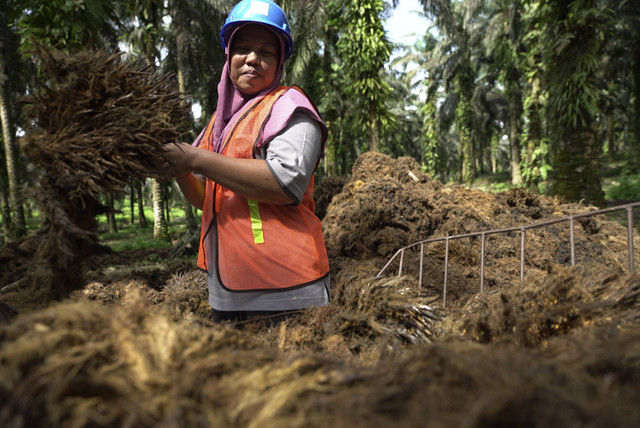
[376,201,640,308]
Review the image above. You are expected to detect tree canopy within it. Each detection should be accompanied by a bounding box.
[1,0,639,241]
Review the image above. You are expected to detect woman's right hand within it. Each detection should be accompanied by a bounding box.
[161,142,196,179]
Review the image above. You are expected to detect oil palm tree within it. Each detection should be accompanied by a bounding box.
[482,0,525,185]
[415,0,484,183]
[280,0,328,85]
[329,0,395,153]
[605,0,640,170]
[539,0,608,205]
[136,0,172,240]
[0,6,26,238]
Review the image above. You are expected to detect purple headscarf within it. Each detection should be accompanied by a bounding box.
[194,23,327,153]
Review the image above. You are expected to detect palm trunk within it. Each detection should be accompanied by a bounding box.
[152,178,169,240]
[457,52,476,184]
[548,0,604,205]
[321,30,336,177]
[526,76,542,158]
[136,180,148,228]
[606,113,615,163]
[460,128,474,184]
[139,2,167,239]
[472,127,483,175]
[369,104,380,152]
[170,3,198,231]
[507,1,523,186]
[458,99,476,184]
[106,192,117,233]
[524,74,543,188]
[508,87,523,185]
[324,122,338,177]
[164,182,170,224]
[553,124,603,205]
[129,183,135,225]
[491,134,499,174]
[172,179,196,230]
[631,45,640,170]
[0,184,11,243]
[0,75,25,238]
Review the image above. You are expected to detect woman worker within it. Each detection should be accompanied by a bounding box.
[165,0,330,324]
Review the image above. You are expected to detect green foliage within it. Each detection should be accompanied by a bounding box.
[536,0,610,204]
[488,181,514,193]
[17,0,119,54]
[3,0,640,215]
[162,0,228,121]
[97,201,190,227]
[605,173,640,202]
[421,98,439,176]
[330,0,396,151]
[98,203,192,252]
[521,140,551,184]
[100,225,172,252]
[280,0,327,86]
[456,95,475,183]
[540,0,610,133]
[469,171,514,194]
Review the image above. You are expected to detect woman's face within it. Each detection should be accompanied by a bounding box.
[229,24,280,95]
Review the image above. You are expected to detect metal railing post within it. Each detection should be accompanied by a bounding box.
[569,217,576,266]
[419,243,424,287]
[520,228,526,284]
[627,207,635,272]
[480,232,486,293]
[443,238,450,309]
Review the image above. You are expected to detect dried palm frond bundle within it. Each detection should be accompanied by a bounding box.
[16,45,191,296]
[21,45,190,199]
[455,266,640,346]
[162,269,209,323]
[206,259,443,361]
[335,274,441,345]
[317,259,443,348]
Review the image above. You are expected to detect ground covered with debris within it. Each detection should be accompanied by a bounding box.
[1,47,639,427]
[2,152,639,427]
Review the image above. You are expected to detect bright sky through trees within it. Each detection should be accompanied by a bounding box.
[385,0,427,46]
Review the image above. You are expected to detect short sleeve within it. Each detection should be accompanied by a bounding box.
[261,111,323,205]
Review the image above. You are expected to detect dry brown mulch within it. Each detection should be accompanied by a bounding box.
[1,268,639,427]
[2,150,640,426]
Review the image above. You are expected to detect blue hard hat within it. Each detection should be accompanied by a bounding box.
[220,0,294,59]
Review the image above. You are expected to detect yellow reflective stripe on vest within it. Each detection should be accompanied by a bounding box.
[247,199,264,244]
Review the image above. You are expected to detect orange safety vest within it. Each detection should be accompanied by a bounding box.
[196,86,330,291]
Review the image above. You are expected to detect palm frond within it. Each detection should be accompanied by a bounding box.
[418,0,454,33]
[281,0,326,83]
